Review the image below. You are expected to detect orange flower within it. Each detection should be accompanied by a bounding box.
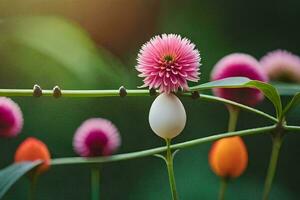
[15,137,51,174]
[209,136,248,178]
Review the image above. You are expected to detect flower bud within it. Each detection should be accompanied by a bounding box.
[149,93,186,139]
[15,137,51,174]
[209,136,248,178]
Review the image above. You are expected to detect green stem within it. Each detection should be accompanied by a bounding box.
[218,178,228,200]
[28,174,38,200]
[262,135,283,200]
[227,105,239,132]
[284,125,300,132]
[91,167,100,200]
[198,94,277,123]
[216,106,239,200]
[0,89,277,123]
[51,125,278,166]
[165,139,179,200]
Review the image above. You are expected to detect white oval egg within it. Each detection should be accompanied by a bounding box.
[149,93,186,139]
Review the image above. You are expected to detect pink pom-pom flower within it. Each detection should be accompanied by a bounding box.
[260,49,300,83]
[136,34,201,93]
[0,97,23,138]
[211,53,268,106]
[73,118,121,157]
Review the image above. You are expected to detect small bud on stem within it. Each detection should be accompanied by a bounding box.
[33,84,42,97]
[119,86,127,97]
[53,86,62,98]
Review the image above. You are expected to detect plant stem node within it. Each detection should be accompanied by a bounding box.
[191,91,200,99]
[149,88,157,96]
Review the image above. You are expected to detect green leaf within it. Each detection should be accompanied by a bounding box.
[0,161,41,199]
[190,77,282,118]
[272,83,300,96]
[282,93,300,117]
[0,16,129,87]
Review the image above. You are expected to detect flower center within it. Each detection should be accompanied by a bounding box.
[84,130,109,156]
[0,106,15,134]
[164,55,174,63]
[158,54,183,80]
[275,72,296,83]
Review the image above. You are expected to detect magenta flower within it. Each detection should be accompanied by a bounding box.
[260,49,300,83]
[136,34,201,93]
[0,97,23,138]
[73,118,121,157]
[211,53,268,106]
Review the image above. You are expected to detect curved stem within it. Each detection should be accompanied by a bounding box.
[51,125,277,166]
[219,178,228,200]
[91,167,100,200]
[0,89,277,123]
[198,94,277,123]
[165,139,179,200]
[262,135,283,200]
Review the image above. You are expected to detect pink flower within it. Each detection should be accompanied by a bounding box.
[260,49,300,83]
[0,97,23,137]
[73,118,121,157]
[211,53,268,106]
[136,34,201,93]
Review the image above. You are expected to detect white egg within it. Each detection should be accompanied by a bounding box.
[149,93,186,139]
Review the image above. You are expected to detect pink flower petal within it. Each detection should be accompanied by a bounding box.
[136,34,201,93]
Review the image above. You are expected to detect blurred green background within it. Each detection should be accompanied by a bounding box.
[0,0,299,199]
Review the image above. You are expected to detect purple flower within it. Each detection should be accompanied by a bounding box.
[73,118,120,157]
[260,49,300,83]
[136,34,201,93]
[0,97,23,137]
[211,53,268,106]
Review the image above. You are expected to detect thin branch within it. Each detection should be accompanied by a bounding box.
[0,89,277,123]
[197,94,278,123]
[51,125,278,166]
[284,125,300,132]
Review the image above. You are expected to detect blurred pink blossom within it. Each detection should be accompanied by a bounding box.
[0,97,23,138]
[260,49,300,83]
[73,118,120,157]
[211,53,268,106]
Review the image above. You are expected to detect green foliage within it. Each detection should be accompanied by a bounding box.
[0,16,130,88]
[282,93,300,118]
[0,1,299,198]
[0,78,300,199]
[190,77,282,118]
[273,83,300,96]
[0,161,41,199]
